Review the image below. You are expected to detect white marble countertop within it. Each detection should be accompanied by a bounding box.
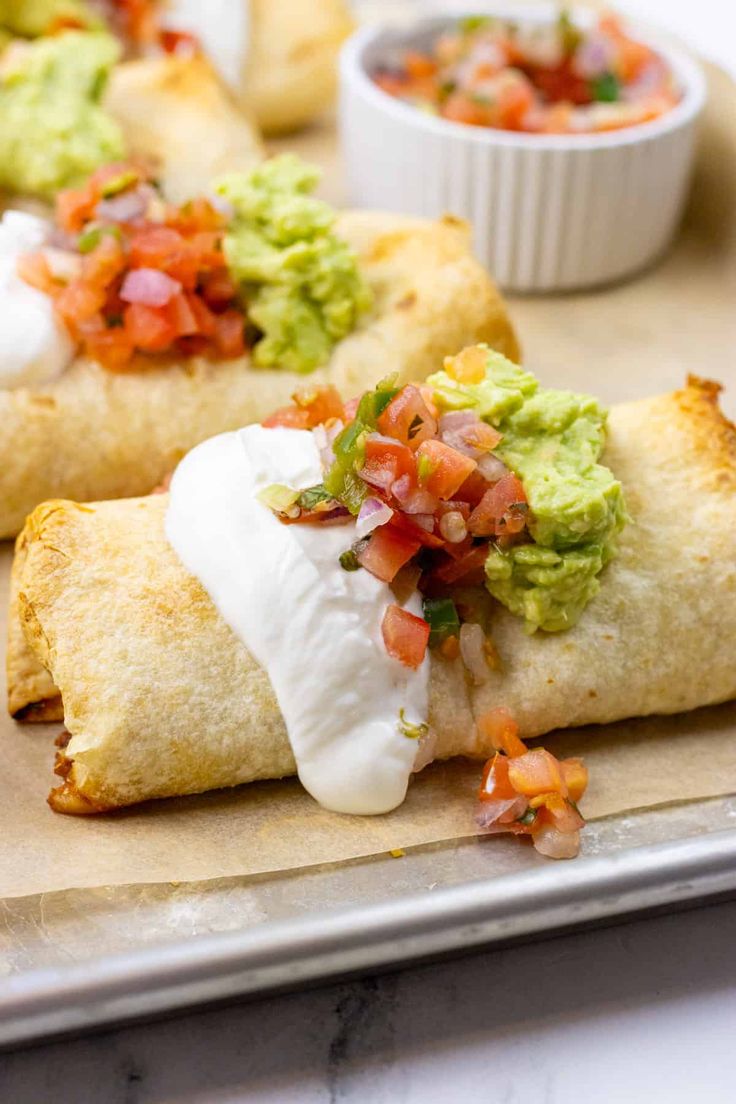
[1,897,736,1102]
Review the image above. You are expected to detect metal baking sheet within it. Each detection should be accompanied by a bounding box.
[1,795,735,1047]
[1,6,735,1052]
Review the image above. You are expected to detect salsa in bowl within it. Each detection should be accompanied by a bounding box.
[373,10,680,136]
[340,6,705,290]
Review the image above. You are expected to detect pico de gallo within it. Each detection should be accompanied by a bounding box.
[95,1,198,55]
[0,0,192,54]
[16,154,371,373]
[255,344,615,857]
[373,11,679,135]
[476,710,588,859]
[17,162,247,370]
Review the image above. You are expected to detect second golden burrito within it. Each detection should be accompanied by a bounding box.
[0,211,517,538]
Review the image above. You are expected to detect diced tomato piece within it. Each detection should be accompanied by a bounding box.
[443,345,488,384]
[213,309,246,358]
[434,544,488,584]
[416,439,477,500]
[479,753,517,802]
[56,182,97,233]
[360,434,416,492]
[358,525,421,582]
[160,28,199,54]
[176,334,210,358]
[404,50,437,80]
[532,793,585,833]
[527,60,592,106]
[443,91,499,127]
[381,604,430,669]
[388,514,443,551]
[124,302,177,352]
[374,72,411,98]
[187,231,225,271]
[508,749,567,799]
[129,226,181,268]
[261,406,308,428]
[186,293,217,337]
[468,472,527,537]
[377,384,438,448]
[457,467,492,507]
[55,282,107,325]
[199,268,240,308]
[478,707,527,757]
[440,533,474,560]
[129,227,198,289]
[497,79,536,130]
[165,292,199,337]
[560,758,588,803]
[82,236,126,290]
[293,385,345,427]
[16,252,58,296]
[82,326,135,371]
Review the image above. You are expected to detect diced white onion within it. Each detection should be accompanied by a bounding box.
[477,454,509,482]
[533,825,581,860]
[313,421,343,472]
[476,796,528,828]
[356,497,393,539]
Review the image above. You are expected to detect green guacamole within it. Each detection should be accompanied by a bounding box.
[0,0,97,38]
[0,30,124,199]
[215,155,372,375]
[427,349,627,632]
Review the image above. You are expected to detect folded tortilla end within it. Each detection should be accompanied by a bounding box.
[48,777,107,816]
[678,374,736,488]
[9,695,63,723]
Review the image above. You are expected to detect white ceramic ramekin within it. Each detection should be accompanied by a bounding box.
[339,5,706,292]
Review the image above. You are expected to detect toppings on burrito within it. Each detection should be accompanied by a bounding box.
[164,345,609,855]
[373,12,679,135]
[0,30,124,198]
[14,153,371,373]
[260,345,627,638]
[0,1,167,50]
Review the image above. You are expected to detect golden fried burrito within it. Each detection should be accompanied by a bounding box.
[8,353,735,858]
[0,156,517,538]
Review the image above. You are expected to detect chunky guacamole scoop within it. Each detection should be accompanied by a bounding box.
[215,155,373,375]
[0,29,124,198]
[427,351,627,632]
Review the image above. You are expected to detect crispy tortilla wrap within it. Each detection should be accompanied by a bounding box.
[103,53,264,203]
[8,378,736,813]
[241,0,354,134]
[0,211,517,539]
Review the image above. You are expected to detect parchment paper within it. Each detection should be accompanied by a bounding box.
[1,45,735,900]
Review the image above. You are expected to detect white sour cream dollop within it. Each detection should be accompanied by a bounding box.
[165,425,430,815]
[164,0,250,92]
[0,211,74,390]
